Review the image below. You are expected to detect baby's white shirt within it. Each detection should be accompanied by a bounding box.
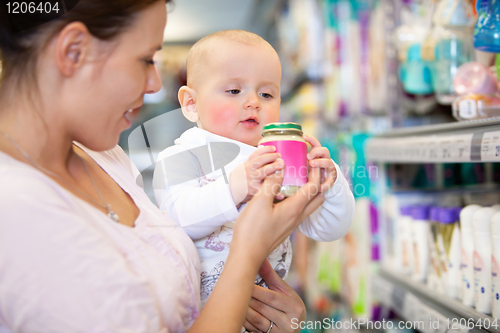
[153,127,354,306]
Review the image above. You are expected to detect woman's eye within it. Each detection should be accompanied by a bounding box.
[145,59,156,65]
[260,93,273,98]
[227,89,240,95]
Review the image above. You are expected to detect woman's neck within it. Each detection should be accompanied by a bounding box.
[0,99,76,175]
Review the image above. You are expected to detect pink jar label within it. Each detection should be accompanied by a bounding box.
[260,140,308,187]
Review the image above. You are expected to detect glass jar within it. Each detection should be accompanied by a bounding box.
[258,123,307,197]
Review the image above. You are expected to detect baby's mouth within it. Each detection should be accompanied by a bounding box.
[240,118,260,128]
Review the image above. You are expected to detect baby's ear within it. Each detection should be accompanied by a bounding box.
[178,86,199,123]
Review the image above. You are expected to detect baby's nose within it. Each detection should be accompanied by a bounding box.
[245,95,261,110]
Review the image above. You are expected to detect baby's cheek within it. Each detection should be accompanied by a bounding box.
[205,104,238,129]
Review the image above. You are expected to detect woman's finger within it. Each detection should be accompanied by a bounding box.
[274,192,285,201]
[297,192,325,222]
[253,167,284,203]
[252,260,305,332]
[305,164,322,197]
[245,305,274,332]
[258,260,290,293]
[273,166,322,225]
[243,319,261,333]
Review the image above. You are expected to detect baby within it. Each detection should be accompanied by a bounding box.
[153,30,354,307]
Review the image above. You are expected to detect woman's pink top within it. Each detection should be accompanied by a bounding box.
[0,144,201,333]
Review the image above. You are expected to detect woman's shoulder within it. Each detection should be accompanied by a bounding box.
[0,155,87,230]
[0,152,67,199]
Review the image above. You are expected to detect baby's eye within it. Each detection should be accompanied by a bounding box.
[227,89,241,95]
[260,92,273,98]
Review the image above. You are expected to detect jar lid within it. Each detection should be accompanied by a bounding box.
[263,122,302,131]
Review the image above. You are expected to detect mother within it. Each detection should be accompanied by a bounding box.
[0,0,326,332]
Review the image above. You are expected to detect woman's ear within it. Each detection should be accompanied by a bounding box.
[178,86,199,123]
[55,22,90,76]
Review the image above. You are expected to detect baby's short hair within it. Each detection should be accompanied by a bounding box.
[186,30,274,88]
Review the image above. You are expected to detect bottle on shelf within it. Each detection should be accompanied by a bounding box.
[411,206,431,282]
[438,207,461,299]
[399,44,434,96]
[491,211,500,320]
[472,207,496,314]
[428,207,444,293]
[396,206,414,276]
[433,27,473,104]
[460,204,482,307]
[473,0,500,53]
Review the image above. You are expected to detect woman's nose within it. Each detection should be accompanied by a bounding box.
[244,93,261,110]
[145,66,162,95]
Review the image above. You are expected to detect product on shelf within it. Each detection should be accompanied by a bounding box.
[438,207,461,299]
[433,27,473,104]
[428,207,445,293]
[397,206,414,276]
[460,204,482,307]
[473,0,500,53]
[452,61,500,121]
[491,211,500,320]
[411,206,431,282]
[433,0,476,28]
[399,44,434,95]
[452,92,500,121]
[472,207,496,314]
[453,62,499,96]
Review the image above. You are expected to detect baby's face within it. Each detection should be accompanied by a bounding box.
[195,40,281,146]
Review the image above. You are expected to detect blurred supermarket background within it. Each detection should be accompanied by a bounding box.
[120,1,500,332]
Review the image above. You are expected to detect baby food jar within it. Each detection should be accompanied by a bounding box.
[258,123,308,197]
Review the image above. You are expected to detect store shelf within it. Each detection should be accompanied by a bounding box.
[366,117,500,163]
[374,268,500,333]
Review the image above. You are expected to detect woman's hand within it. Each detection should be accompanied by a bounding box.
[232,162,325,267]
[244,260,306,333]
[189,164,323,333]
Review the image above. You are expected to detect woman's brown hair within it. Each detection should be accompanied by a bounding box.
[0,0,171,95]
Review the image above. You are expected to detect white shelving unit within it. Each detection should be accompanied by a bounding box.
[375,268,500,333]
[366,117,500,163]
[367,119,500,332]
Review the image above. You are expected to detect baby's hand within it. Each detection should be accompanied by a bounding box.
[230,146,284,206]
[303,135,337,193]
